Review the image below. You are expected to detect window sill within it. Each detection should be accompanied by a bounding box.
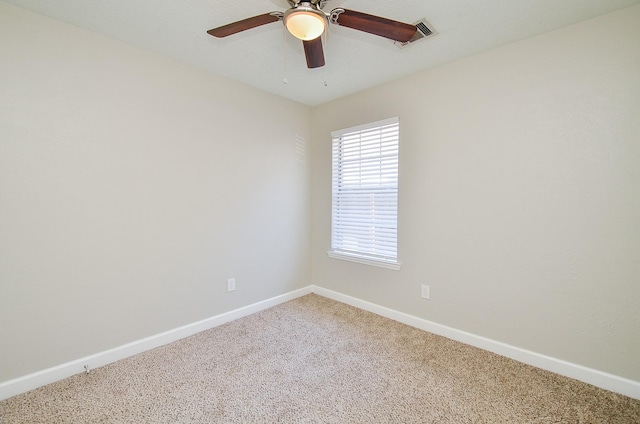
[326,251,401,271]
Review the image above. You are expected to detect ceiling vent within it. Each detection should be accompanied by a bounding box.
[393,19,436,48]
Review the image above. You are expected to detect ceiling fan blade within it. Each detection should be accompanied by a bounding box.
[303,37,325,68]
[332,9,417,42]
[207,13,281,38]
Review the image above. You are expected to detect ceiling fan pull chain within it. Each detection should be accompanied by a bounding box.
[282,27,289,84]
[322,31,328,87]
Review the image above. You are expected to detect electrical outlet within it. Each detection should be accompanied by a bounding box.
[227,278,236,292]
[421,284,430,299]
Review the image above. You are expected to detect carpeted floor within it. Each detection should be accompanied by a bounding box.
[1,294,639,423]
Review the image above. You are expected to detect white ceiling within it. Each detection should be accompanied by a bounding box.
[5,0,640,106]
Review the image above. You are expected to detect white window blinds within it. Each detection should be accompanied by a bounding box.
[330,117,399,268]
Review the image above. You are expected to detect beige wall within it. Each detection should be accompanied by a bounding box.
[311,5,640,381]
[0,2,311,381]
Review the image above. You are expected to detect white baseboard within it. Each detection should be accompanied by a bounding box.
[3,284,638,401]
[310,285,640,400]
[0,286,313,401]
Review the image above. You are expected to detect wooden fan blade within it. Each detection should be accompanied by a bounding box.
[332,9,417,42]
[207,13,280,38]
[303,37,325,68]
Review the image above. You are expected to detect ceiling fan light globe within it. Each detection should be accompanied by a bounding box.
[284,9,326,41]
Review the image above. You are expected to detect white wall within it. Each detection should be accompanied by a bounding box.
[311,5,640,382]
[0,2,311,381]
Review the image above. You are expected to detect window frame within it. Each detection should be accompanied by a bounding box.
[327,117,401,270]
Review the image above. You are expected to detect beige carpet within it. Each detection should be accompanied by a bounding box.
[1,294,639,423]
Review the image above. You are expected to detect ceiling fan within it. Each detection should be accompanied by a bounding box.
[207,0,417,69]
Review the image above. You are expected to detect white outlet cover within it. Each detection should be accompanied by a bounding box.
[421,284,430,299]
[227,278,236,292]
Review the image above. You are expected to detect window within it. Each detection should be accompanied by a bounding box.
[328,117,400,270]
